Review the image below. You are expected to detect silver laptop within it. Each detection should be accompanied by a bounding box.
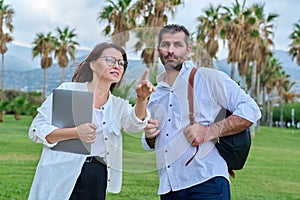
[51,89,93,155]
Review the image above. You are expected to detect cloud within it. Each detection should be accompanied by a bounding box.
[8,0,107,49]
[5,0,300,56]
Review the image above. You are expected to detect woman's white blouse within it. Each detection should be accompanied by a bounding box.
[28,82,150,200]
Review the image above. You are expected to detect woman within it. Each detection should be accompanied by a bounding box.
[28,42,155,200]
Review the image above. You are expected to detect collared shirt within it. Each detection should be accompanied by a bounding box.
[28,82,150,200]
[142,61,261,195]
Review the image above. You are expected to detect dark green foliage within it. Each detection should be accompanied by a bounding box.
[273,103,300,123]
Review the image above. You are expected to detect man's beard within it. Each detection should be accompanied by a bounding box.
[164,62,183,71]
[161,54,183,71]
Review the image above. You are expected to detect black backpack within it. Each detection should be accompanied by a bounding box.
[188,67,251,177]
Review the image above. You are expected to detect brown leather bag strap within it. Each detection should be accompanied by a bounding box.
[185,67,199,166]
[188,67,197,125]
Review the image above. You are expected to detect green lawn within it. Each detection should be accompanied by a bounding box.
[0,114,299,200]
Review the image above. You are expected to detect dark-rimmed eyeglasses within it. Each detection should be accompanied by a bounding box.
[100,56,128,68]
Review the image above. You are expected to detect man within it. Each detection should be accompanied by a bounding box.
[142,24,261,199]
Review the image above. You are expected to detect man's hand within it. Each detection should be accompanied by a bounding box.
[183,123,211,147]
[144,118,160,139]
[144,118,160,148]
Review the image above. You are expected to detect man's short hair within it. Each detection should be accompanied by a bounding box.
[158,24,191,46]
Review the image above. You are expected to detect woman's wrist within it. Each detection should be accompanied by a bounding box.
[136,94,148,101]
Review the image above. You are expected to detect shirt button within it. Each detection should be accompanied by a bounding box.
[104,137,108,140]
[103,121,106,125]
[167,165,170,168]
[106,152,109,155]
[107,179,110,182]
[165,150,168,153]
[168,119,171,122]
[102,107,105,110]
[166,133,169,136]
[32,128,36,132]
[169,104,172,107]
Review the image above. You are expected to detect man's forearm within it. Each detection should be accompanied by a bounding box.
[210,115,253,139]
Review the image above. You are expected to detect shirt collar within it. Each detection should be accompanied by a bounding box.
[156,61,195,84]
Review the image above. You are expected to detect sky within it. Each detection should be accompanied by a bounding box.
[6,0,300,59]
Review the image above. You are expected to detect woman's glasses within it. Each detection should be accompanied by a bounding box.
[100,56,128,68]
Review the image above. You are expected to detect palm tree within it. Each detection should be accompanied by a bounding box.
[196,4,221,64]
[132,0,183,71]
[288,19,300,66]
[32,32,55,99]
[219,1,277,95]
[218,0,247,81]
[98,0,135,48]
[10,96,29,120]
[277,71,290,128]
[263,64,282,127]
[260,56,280,125]
[0,99,9,122]
[54,26,79,83]
[247,3,278,102]
[190,32,212,68]
[282,80,297,104]
[0,0,14,101]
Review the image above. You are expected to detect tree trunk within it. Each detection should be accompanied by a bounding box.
[262,86,267,124]
[250,62,257,100]
[269,100,273,127]
[256,74,261,105]
[43,68,47,100]
[242,75,247,92]
[14,113,20,121]
[230,62,235,80]
[61,67,65,83]
[267,90,274,127]
[279,96,284,128]
[1,54,4,101]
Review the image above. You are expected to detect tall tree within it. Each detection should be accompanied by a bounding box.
[0,0,14,101]
[219,1,277,95]
[288,19,300,66]
[190,32,212,68]
[218,0,247,81]
[32,32,55,99]
[265,61,284,127]
[132,0,183,71]
[247,3,278,102]
[260,56,280,125]
[196,4,221,65]
[276,70,290,128]
[54,26,79,83]
[98,0,135,48]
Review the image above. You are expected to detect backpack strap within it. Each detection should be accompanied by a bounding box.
[185,67,198,166]
[188,67,198,125]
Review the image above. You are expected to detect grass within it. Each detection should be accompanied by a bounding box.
[0,114,300,199]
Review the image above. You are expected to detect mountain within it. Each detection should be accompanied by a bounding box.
[1,44,300,96]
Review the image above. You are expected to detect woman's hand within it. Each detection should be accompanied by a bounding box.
[76,123,97,143]
[135,70,156,100]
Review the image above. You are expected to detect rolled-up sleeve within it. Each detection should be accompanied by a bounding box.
[122,103,150,132]
[212,70,262,123]
[231,89,262,123]
[28,93,58,147]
